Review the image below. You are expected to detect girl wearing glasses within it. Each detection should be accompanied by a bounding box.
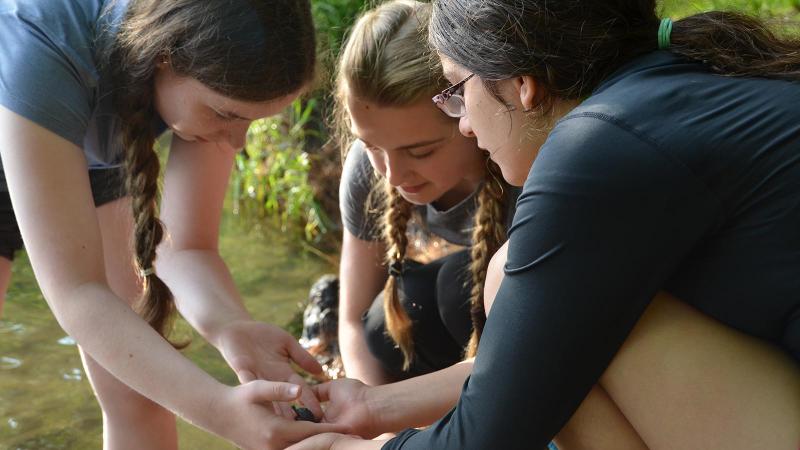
[0,1,342,448]
[332,0,517,387]
[291,1,800,449]
[301,2,725,448]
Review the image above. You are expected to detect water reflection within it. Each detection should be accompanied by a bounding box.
[0,320,25,334]
[0,356,21,369]
[57,336,76,346]
[61,368,83,382]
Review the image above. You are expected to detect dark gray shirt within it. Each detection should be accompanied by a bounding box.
[0,0,143,191]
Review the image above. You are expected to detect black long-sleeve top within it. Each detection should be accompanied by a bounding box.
[384,51,800,449]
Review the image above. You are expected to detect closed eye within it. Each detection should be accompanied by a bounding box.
[408,147,437,159]
[215,111,236,121]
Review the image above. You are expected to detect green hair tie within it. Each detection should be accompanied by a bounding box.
[658,18,673,50]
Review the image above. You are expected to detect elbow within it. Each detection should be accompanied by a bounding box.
[44,281,114,338]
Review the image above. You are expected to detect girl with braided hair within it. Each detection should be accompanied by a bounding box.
[0,0,344,448]
[333,0,517,387]
[312,1,616,444]
[291,1,800,449]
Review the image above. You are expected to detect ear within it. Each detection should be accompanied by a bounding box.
[510,75,538,111]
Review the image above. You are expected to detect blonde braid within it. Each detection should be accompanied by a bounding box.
[465,158,508,358]
[381,181,415,370]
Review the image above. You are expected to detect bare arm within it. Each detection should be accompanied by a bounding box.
[367,358,473,432]
[315,358,474,438]
[338,229,392,385]
[156,136,250,338]
[156,135,323,413]
[0,106,224,429]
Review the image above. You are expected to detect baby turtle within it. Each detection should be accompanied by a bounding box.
[292,405,319,423]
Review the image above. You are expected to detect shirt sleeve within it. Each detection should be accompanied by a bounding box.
[382,114,722,449]
[339,141,384,241]
[0,10,94,148]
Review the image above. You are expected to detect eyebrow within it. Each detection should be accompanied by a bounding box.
[213,106,254,121]
[224,110,255,121]
[361,136,449,151]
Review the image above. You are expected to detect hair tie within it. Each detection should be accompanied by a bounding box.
[139,267,155,277]
[388,260,404,278]
[658,18,673,50]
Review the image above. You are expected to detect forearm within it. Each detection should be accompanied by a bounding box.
[156,248,251,345]
[339,319,392,386]
[54,281,224,429]
[334,438,386,450]
[367,359,473,432]
[338,230,389,385]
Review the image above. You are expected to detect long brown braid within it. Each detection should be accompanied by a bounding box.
[108,12,175,338]
[381,181,415,370]
[465,158,508,358]
[102,0,316,339]
[118,78,176,337]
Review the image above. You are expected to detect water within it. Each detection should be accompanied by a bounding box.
[0,214,332,449]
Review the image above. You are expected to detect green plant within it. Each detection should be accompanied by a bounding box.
[660,0,800,35]
[232,98,334,242]
[662,0,800,17]
[312,0,370,62]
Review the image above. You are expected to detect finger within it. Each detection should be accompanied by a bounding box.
[225,354,254,375]
[237,369,257,384]
[277,400,296,419]
[245,381,301,404]
[291,374,323,418]
[286,338,324,374]
[312,382,331,403]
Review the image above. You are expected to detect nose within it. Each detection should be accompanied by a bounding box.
[458,115,475,138]
[218,122,249,149]
[228,129,247,149]
[383,153,409,186]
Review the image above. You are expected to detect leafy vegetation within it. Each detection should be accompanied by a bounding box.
[231,99,334,242]
[662,0,800,16]
[230,0,366,246]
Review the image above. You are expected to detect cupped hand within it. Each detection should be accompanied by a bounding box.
[285,433,382,450]
[215,319,324,418]
[210,381,347,450]
[314,378,380,438]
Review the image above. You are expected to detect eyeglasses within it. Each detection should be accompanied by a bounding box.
[432,73,474,118]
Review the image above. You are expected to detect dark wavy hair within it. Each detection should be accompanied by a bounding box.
[429,0,800,103]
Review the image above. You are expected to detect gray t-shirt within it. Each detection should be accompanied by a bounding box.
[339,140,519,247]
[0,0,135,189]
